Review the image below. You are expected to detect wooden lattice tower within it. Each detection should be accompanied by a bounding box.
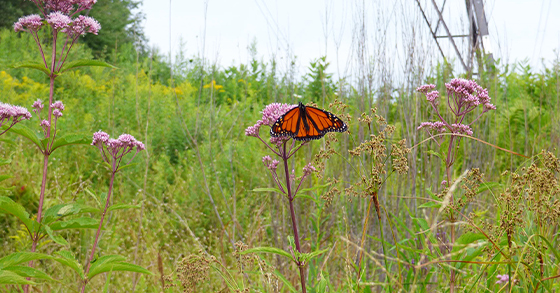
[415,0,494,76]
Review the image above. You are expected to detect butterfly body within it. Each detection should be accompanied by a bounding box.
[270,102,347,141]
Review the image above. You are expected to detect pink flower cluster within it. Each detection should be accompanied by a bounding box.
[302,163,316,177]
[417,121,446,133]
[13,14,43,32]
[451,123,473,135]
[245,103,296,138]
[92,131,145,170]
[29,0,97,16]
[0,102,32,128]
[445,78,495,111]
[15,1,101,36]
[417,79,495,139]
[495,274,510,284]
[32,99,44,114]
[46,11,71,30]
[63,15,101,36]
[262,155,279,171]
[51,100,65,118]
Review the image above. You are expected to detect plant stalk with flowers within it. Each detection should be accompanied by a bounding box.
[245,103,331,293]
[416,78,496,292]
[0,0,152,291]
[81,131,145,292]
[11,0,110,260]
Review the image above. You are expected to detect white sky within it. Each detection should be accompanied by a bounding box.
[141,0,560,78]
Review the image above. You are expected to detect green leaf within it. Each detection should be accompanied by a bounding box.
[299,248,330,264]
[0,174,13,183]
[50,133,92,153]
[49,217,100,231]
[239,247,293,260]
[455,233,486,246]
[412,217,429,232]
[3,266,55,282]
[272,269,297,293]
[89,255,126,273]
[457,245,486,270]
[1,123,44,151]
[10,60,50,76]
[251,187,284,193]
[59,59,116,73]
[44,225,68,246]
[0,156,12,166]
[116,162,138,172]
[53,251,84,279]
[418,201,441,209]
[0,252,53,269]
[88,256,152,279]
[42,203,99,225]
[297,183,331,193]
[84,189,102,208]
[107,204,140,212]
[0,196,35,233]
[426,150,444,162]
[0,269,37,285]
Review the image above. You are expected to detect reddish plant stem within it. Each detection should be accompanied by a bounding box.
[81,168,116,293]
[25,32,57,293]
[445,135,456,293]
[282,143,307,293]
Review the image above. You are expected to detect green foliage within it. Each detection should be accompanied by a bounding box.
[1,14,560,291]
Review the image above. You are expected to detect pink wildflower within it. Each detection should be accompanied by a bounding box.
[451,123,473,135]
[32,99,44,114]
[261,103,296,126]
[416,84,436,94]
[303,163,316,177]
[51,101,65,111]
[495,274,509,284]
[64,15,101,36]
[92,131,144,170]
[13,14,43,32]
[46,12,71,31]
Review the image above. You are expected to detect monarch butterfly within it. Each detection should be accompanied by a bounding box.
[270,102,347,141]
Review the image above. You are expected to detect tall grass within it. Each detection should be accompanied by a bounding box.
[1,6,560,290]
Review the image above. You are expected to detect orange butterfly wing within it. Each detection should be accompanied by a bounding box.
[271,103,347,141]
[270,106,300,137]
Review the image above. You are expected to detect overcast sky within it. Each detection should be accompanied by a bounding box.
[140,0,560,77]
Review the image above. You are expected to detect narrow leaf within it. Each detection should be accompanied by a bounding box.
[418,201,441,209]
[0,175,13,183]
[0,156,12,166]
[88,261,152,279]
[0,269,37,285]
[0,196,34,233]
[49,217,99,231]
[297,183,331,193]
[251,187,283,193]
[115,162,138,172]
[2,266,55,282]
[59,59,116,73]
[239,247,293,260]
[0,252,53,269]
[89,255,126,274]
[10,61,50,76]
[53,251,84,279]
[107,204,140,212]
[44,225,68,246]
[42,203,99,225]
[1,123,44,151]
[272,270,297,293]
[50,133,92,153]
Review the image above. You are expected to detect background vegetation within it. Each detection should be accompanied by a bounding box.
[1,1,560,291]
